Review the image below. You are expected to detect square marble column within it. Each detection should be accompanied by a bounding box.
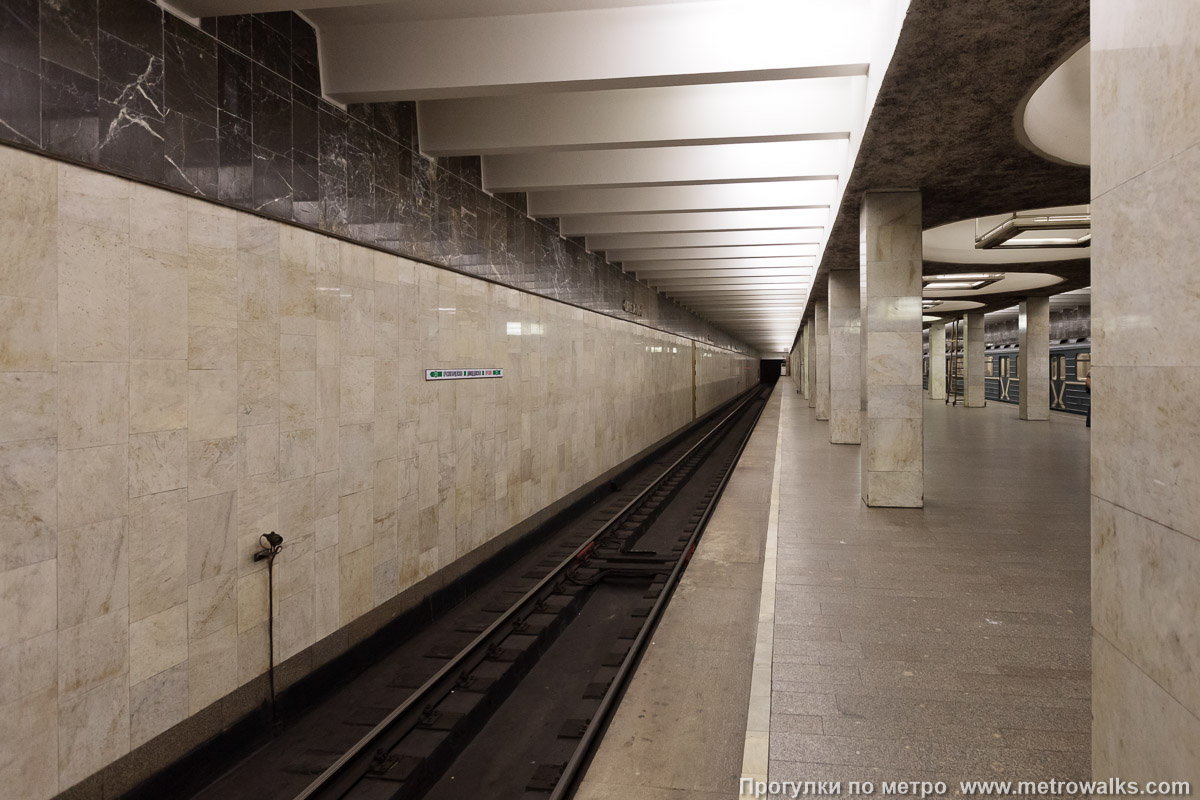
[800,324,810,399]
[928,323,947,400]
[963,311,986,408]
[827,269,860,444]
[806,317,817,409]
[814,303,830,420]
[1018,296,1050,420]
[1092,0,1200,779]
[858,191,923,508]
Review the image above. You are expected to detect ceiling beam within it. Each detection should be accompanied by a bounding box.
[561,209,830,236]
[527,180,835,217]
[586,229,823,251]
[632,267,815,279]
[482,140,847,192]
[305,1,869,102]
[610,244,818,261]
[625,257,814,272]
[417,77,864,155]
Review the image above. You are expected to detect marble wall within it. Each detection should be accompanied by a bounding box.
[0,145,758,799]
[0,0,748,355]
[1091,0,1200,784]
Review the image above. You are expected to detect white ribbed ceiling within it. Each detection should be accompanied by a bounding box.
[169,0,907,354]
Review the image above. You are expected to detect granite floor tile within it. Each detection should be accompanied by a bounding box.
[771,391,1090,785]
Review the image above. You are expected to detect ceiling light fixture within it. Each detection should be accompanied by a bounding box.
[974,210,1090,250]
[923,273,1005,291]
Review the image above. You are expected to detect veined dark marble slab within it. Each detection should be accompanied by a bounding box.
[0,0,751,354]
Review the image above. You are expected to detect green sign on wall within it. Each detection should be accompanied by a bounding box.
[425,368,504,381]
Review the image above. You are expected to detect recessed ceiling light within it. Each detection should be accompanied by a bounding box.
[975,211,1090,250]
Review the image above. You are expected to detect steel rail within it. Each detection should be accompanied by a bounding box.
[292,385,764,800]
[549,385,770,800]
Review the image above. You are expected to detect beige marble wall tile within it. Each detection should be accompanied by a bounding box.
[57,362,127,450]
[187,248,237,330]
[339,489,372,554]
[0,629,56,707]
[187,622,236,714]
[313,546,339,639]
[188,369,236,442]
[339,422,374,496]
[238,423,278,478]
[280,226,317,273]
[0,558,58,650]
[1091,0,1200,197]
[1093,497,1200,718]
[129,183,186,257]
[281,333,316,371]
[0,219,56,301]
[339,285,374,357]
[1,686,58,798]
[128,489,187,622]
[280,428,316,481]
[0,372,56,444]
[278,587,315,661]
[129,662,187,749]
[187,490,236,584]
[129,249,188,360]
[58,608,127,702]
[57,164,128,233]
[1091,366,1200,541]
[238,360,280,428]
[237,622,268,685]
[186,203,236,253]
[1093,632,1200,783]
[236,570,268,633]
[279,369,317,432]
[129,430,186,498]
[0,437,57,571]
[188,569,237,643]
[0,295,57,371]
[236,475,277,571]
[129,359,187,435]
[188,326,237,370]
[188,437,238,499]
[281,269,316,336]
[278,475,315,545]
[57,675,129,790]
[58,222,128,362]
[57,517,127,629]
[340,356,375,424]
[58,444,127,529]
[129,602,187,685]
[338,544,373,625]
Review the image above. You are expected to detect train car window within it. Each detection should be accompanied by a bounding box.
[1051,356,1058,380]
[1076,352,1091,382]
[985,356,994,377]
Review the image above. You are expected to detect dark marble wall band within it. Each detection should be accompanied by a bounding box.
[0,0,753,355]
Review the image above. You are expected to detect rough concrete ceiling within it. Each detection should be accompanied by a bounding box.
[805,0,1090,326]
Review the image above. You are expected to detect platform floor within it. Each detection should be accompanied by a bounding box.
[578,384,1092,799]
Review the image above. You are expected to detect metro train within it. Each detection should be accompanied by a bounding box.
[923,340,1091,416]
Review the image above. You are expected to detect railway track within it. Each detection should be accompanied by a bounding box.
[190,384,770,800]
